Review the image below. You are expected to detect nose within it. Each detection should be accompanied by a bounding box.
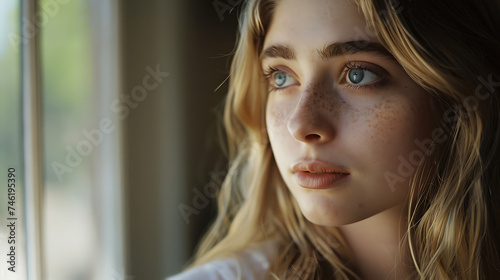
[287,86,337,144]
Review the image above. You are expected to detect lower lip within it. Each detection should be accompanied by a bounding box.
[293,171,349,189]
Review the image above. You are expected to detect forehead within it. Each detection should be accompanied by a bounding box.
[263,0,375,51]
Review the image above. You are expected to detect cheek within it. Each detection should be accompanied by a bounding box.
[266,97,294,138]
[365,100,409,147]
[266,102,286,132]
[350,94,433,183]
[266,98,300,182]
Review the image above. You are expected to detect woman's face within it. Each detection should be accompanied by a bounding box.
[263,0,434,226]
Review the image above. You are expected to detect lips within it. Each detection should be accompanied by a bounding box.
[291,159,350,189]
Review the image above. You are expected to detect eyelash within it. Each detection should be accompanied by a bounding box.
[342,61,386,91]
[263,62,387,92]
[262,67,292,93]
[262,66,281,80]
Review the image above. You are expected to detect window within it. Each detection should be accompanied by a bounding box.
[1,0,125,279]
[41,0,97,279]
[1,1,237,279]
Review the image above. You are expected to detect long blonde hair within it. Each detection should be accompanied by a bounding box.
[189,0,500,279]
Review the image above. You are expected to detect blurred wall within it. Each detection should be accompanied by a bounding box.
[121,1,239,279]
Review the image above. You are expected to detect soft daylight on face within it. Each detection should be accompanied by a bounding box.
[263,0,435,226]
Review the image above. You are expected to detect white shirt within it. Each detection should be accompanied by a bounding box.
[167,239,278,280]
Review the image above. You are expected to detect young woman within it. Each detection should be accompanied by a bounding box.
[170,0,500,279]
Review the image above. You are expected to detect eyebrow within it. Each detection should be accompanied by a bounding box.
[260,41,395,61]
[261,44,296,60]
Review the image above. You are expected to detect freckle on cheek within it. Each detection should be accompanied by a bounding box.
[365,101,401,145]
[348,106,361,124]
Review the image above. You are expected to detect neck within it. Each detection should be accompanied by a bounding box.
[338,204,413,280]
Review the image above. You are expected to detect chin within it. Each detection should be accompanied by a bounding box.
[302,213,342,227]
[296,196,359,227]
[301,207,377,227]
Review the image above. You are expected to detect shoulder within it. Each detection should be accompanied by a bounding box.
[167,238,279,280]
[166,258,245,280]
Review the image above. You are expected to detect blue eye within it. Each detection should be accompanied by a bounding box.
[273,71,296,88]
[346,68,379,85]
